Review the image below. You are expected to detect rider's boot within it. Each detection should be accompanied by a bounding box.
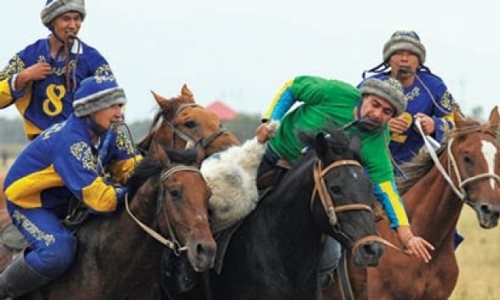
[318,236,342,290]
[0,252,51,299]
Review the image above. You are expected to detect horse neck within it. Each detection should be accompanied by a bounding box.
[261,158,323,263]
[96,181,162,264]
[403,154,464,248]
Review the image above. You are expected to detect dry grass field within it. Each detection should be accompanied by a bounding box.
[0,155,499,299]
[450,207,500,300]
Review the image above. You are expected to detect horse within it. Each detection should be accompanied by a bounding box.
[137,84,240,157]
[14,141,215,299]
[174,127,386,300]
[322,107,500,300]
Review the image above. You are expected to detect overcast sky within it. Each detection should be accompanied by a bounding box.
[1,0,499,122]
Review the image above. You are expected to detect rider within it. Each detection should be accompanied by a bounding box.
[0,75,141,298]
[256,76,435,288]
[361,30,464,248]
[0,0,115,141]
[0,0,116,253]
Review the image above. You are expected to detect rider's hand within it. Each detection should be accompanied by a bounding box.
[15,63,52,90]
[256,123,275,144]
[397,226,434,263]
[388,116,409,134]
[404,235,434,263]
[414,113,436,135]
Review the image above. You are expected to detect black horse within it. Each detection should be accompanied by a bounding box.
[19,143,215,300]
[174,129,385,300]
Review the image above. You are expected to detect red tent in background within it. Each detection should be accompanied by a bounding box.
[206,100,238,122]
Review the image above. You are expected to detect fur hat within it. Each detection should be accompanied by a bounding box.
[73,76,127,117]
[383,30,426,64]
[360,78,406,117]
[41,0,86,28]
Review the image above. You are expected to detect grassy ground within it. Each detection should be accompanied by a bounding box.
[0,152,499,298]
[450,207,500,300]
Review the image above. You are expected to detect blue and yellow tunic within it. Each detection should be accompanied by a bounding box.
[367,71,461,165]
[0,38,114,140]
[262,76,409,228]
[4,114,141,213]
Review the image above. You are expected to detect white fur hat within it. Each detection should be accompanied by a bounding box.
[41,0,86,28]
[383,30,426,64]
[360,78,406,117]
[73,76,126,117]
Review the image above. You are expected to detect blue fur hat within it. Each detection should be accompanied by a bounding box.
[360,78,406,117]
[73,76,127,117]
[383,30,426,64]
[41,0,86,28]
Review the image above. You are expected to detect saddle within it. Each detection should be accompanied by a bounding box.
[256,159,291,190]
[62,197,91,230]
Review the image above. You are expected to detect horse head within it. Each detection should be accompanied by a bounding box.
[300,129,384,267]
[137,84,240,157]
[447,107,500,228]
[134,141,216,272]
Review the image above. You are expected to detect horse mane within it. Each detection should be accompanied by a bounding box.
[397,116,489,194]
[136,109,165,151]
[126,147,200,198]
[126,156,163,199]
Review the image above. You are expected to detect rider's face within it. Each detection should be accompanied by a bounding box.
[360,95,395,125]
[51,12,82,41]
[388,50,419,81]
[90,104,124,131]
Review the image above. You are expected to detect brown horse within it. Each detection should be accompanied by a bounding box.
[18,142,216,299]
[322,107,500,300]
[137,84,240,157]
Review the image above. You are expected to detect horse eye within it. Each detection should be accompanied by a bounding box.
[183,121,197,129]
[330,186,342,195]
[169,188,182,200]
[463,155,473,166]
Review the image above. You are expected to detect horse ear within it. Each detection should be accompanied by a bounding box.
[314,132,329,160]
[488,106,500,129]
[349,132,361,154]
[181,84,194,98]
[453,109,466,128]
[149,141,171,168]
[151,90,170,109]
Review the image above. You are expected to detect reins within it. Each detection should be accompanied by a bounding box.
[124,165,202,255]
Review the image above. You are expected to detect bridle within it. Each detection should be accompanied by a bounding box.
[311,159,393,254]
[164,104,228,150]
[416,120,500,203]
[125,165,205,255]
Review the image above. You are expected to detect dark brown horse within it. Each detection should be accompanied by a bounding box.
[137,84,240,157]
[18,142,216,299]
[322,107,500,300]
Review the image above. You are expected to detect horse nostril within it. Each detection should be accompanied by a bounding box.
[196,241,217,257]
[479,203,493,214]
[362,242,384,256]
